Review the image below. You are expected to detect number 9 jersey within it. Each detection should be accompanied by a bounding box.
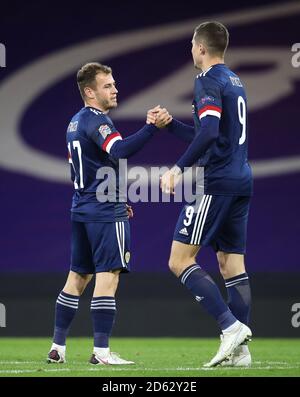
[173,64,253,252]
[193,64,253,196]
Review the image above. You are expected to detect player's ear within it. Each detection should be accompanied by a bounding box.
[199,43,205,56]
[84,86,95,99]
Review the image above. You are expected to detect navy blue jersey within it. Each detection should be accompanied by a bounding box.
[192,64,253,196]
[66,106,127,222]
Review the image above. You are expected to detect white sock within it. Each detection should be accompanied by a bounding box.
[94,347,110,357]
[51,343,66,353]
[223,320,241,334]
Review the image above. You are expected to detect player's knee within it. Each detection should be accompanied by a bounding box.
[218,259,226,276]
[219,264,229,279]
[168,256,187,277]
[217,253,227,277]
[168,257,178,274]
[94,271,120,296]
[168,249,180,272]
[219,259,233,279]
[66,272,92,295]
[110,274,119,290]
[169,250,199,275]
[77,281,90,295]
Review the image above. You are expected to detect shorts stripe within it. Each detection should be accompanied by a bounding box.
[193,196,210,244]
[121,222,125,262]
[116,222,126,268]
[190,195,212,245]
[190,195,207,244]
[194,195,212,245]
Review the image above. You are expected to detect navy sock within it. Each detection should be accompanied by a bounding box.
[53,291,79,345]
[91,296,116,348]
[225,273,251,325]
[180,264,237,330]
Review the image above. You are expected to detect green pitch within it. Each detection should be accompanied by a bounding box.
[0,338,299,377]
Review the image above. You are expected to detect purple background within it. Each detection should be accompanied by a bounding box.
[0,0,299,273]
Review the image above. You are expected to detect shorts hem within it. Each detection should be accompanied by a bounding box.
[212,247,246,254]
[95,266,130,274]
[70,266,94,274]
[173,237,199,246]
[71,265,130,274]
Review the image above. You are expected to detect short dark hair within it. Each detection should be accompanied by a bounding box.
[194,21,229,57]
[77,62,112,99]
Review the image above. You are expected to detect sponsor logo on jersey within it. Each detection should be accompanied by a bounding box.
[99,124,112,140]
[195,296,204,302]
[125,251,131,264]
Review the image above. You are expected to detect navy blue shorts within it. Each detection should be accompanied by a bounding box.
[70,220,130,274]
[173,194,251,254]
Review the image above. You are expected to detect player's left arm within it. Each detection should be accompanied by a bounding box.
[167,119,195,143]
[175,116,219,170]
[175,75,222,169]
[160,76,222,194]
[160,116,219,193]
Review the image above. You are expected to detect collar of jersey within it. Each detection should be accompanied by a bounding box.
[85,106,104,114]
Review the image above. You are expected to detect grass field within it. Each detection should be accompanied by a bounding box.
[0,338,299,377]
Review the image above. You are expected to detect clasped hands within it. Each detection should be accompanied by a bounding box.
[146,105,182,195]
[146,105,172,128]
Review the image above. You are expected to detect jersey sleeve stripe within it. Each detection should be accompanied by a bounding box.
[199,109,221,120]
[102,132,122,153]
[198,105,222,115]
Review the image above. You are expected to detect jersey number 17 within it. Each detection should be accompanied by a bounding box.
[68,140,84,189]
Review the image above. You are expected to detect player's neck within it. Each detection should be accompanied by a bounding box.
[84,101,109,114]
[201,58,224,73]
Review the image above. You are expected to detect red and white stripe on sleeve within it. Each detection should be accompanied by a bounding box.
[102,132,122,154]
[198,105,222,120]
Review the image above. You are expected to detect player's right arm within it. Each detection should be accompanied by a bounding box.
[86,115,159,159]
[109,124,158,159]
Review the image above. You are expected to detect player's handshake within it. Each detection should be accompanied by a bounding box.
[146,105,173,128]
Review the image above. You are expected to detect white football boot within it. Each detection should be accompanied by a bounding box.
[47,344,66,363]
[90,351,135,365]
[220,342,252,367]
[203,322,252,368]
